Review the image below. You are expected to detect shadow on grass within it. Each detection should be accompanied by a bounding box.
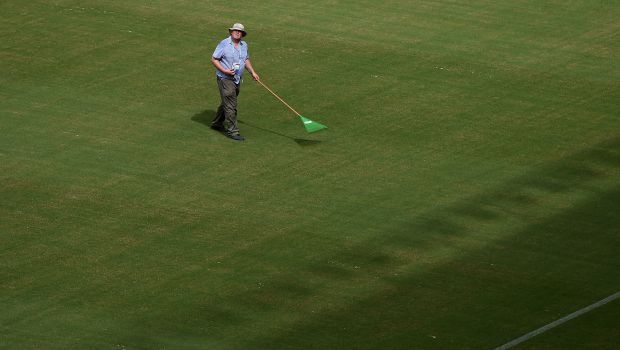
[190,109,229,140]
[113,137,620,348]
[191,110,322,146]
[222,137,620,349]
[190,109,216,126]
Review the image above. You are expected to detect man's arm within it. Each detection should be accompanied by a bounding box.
[211,57,235,76]
[244,59,260,81]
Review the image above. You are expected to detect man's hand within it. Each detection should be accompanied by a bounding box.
[245,59,259,81]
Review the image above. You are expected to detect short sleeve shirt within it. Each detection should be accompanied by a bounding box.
[212,36,249,85]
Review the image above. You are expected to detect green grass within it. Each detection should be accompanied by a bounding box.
[1,1,619,349]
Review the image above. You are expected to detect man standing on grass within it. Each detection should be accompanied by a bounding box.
[211,23,260,141]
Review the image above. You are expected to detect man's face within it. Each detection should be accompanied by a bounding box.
[230,30,243,40]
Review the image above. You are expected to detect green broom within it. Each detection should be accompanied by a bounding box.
[257,80,327,133]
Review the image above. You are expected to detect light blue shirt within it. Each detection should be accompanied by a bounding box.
[212,36,249,85]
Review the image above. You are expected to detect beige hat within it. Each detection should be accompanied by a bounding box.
[229,23,247,37]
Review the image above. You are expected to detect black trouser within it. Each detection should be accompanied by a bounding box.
[212,77,240,135]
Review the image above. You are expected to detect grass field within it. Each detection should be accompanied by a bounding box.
[1,1,619,349]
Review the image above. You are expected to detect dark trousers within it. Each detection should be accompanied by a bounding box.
[212,77,240,135]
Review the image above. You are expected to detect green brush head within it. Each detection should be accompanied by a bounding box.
[300,116,327,133]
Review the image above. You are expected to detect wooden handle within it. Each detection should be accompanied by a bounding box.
[256,80,302,117]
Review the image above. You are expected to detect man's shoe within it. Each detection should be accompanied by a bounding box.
[228,134,245,141]
[211,124,225,132]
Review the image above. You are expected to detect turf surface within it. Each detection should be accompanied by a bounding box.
[1,1,619,349]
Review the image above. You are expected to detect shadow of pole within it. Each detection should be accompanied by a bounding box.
[190,109,322,146]
[239,119,323,146]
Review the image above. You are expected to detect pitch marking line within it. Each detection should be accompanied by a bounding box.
[495,291,620,350]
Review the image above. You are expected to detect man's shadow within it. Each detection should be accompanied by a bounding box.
[191,109,217,127]
[191,110,227,139]
[191,110,322,146]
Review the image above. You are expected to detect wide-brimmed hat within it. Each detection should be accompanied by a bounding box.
[229,23,247,37]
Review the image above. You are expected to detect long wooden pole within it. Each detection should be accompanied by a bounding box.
[256,80,303,117]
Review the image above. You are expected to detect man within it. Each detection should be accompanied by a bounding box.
[211,23,260,141]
